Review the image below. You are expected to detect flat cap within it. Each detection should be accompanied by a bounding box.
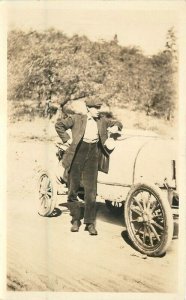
[85,98,102,108]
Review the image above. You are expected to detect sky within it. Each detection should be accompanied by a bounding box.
[6,1,181,55]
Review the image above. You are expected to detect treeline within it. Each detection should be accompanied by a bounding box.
[8,28,178,120]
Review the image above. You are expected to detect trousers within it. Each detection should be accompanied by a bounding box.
[67,141,99,224]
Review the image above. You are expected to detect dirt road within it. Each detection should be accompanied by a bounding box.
[6,126,179,293]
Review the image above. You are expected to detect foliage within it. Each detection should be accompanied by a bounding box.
[8,28,178,120]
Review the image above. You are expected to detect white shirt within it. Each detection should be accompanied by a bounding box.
[83,113,99,143]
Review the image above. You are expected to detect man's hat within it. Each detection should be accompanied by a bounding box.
[85,98,102,108]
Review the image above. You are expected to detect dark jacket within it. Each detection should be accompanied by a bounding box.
[55,114,123,173]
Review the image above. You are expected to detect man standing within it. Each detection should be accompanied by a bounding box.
[55,99,123,235]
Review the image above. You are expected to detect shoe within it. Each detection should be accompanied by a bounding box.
[85,223,98,235]
[71,220,81,232]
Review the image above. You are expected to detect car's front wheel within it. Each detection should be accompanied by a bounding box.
[124,183,173,257]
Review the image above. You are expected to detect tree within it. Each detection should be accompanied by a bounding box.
[165,27,178,64]
[8,28,177,121]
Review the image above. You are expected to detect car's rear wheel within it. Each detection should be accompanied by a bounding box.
[37,170,57,217]
[124,183,173,257]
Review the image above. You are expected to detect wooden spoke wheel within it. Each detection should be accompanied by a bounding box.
[37,170,57,217]
[125,183,173,257]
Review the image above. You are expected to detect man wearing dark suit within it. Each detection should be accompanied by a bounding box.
[55,99,123,235]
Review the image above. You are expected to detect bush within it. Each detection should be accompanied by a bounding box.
[8,29,178,121]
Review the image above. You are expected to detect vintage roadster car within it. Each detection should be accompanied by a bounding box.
[37,129,178,257]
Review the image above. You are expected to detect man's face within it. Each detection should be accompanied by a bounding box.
[88,106,102,118]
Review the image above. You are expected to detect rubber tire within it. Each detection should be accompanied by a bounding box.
[105,200,124,216]
[124,183,174,257]
[37,169,57,217]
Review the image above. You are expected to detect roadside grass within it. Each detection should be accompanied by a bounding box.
[8,117,57,142]
[112,107,178,138]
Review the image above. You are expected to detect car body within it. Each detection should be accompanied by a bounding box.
[37,129,179,257]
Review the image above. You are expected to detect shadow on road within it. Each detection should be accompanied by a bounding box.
[96,202,125,227]
[48,207,63,218]
[47,203,70,218]
[55,201,179,243]
[56,201,124,227]
[121,230,135,249]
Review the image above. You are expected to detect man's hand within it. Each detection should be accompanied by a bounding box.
[65,138,72,146]
[107,126,119,134]
[62,138,72,150]
[104,137,116,151]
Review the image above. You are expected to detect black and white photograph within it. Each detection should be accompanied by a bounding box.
[1,1,186,299]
